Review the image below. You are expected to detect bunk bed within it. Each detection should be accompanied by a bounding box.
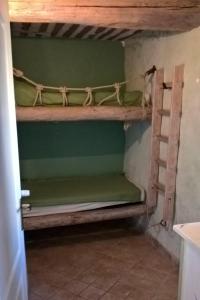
[14,66,154,230]
[15,65,183,230]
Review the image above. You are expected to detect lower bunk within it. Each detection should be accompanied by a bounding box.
[23,203,152,231]
[21,174,152,230]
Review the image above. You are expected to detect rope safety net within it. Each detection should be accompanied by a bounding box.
[13,68,127,107]
[13,66,155,108]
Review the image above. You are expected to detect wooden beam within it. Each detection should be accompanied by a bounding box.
[16,106,152,122]
[23,204,154,230]
[9,0,200,31]
[8,0,200,8]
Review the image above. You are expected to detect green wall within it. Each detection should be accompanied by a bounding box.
[17,121,125,179]
[12,38,124,87]
[12,38,125,178]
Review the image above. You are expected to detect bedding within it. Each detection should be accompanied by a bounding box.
[22,201,132,217]
[22,174,144,209]
[14,78,143,107]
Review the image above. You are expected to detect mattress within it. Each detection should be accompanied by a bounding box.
[14,78,143,107]
[22,174,144,215]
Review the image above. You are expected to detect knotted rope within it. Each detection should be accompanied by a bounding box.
[59,86,69,106]
[13,67,127,107]
[97,82,122,106]
[13,67,152,107]
[84,87,93,106]
[33,84,44,106]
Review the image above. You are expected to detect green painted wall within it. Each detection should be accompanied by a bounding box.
[12,38,125,178]
[17,121,125,179]
[12,38,124,87]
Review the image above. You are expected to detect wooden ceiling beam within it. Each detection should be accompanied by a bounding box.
[8,0,200,8]
[9,0,200,31]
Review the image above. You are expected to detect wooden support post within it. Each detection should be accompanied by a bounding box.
[163,65,184,228]
[147,69,164,208]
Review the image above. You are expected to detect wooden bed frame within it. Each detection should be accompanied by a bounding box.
[23,203,153,231]
[16,106,152,122]
[18,66,183,230]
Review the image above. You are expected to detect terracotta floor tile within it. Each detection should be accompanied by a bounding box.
[28,292,43,300]
[80,285,105,300]
[125,286,156,300]
[108,281,135,299]
[48,288,82,300]
[75,269,98,284]
[64,279,89,295]
[92,273,119,292]
[157,274,178,299]
[100,292,124,300]
[29,281,58,299]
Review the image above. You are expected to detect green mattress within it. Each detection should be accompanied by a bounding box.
[22,174,142,207]
[14,78,143,107]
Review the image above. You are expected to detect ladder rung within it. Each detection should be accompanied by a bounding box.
[158,109,170,117]
[154,182,166,194]
[156,159,167,168]
[163,82,172,89]
[156,135,169,143]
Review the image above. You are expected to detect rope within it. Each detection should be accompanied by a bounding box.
[115,82,122,105]
[33,84,44,106]
[59,87,69,106]
[13,67,129,107]
[13,67,151,107]
[83,87,93,106]
[97,91,117,106]
[97,83,123,106]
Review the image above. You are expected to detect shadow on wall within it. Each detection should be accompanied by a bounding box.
[125,121,150,150]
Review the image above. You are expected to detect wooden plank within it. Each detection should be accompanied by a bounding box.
[163,82,172,89]
[154,182,166,194]
[158,109,170,117]
[157,134,169,143]
[8,1,200,31]
[16,106,152,122]
[8,0,200,8]
[163,65,184,228]
[156,158,167,168]
[23,204,154,230]
[147,69,164,208]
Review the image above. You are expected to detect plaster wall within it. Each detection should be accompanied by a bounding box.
[124,27,200,258]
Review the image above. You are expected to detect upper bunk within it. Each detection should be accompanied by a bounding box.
[14,67,152,122]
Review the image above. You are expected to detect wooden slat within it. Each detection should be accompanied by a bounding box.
[158,109,170,117]
[156,158,167,168]
[23,204,154,230]
[9,1,200,9]
[147,69,164,208]
[16,106,152,122]
[163,65,184,228]
[118,30,142,41]
[157,135,169,143]
[163,82,172,89]
[154,182,166,194]
[8,1,200,31]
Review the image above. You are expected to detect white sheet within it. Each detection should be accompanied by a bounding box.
[23,201,130,217]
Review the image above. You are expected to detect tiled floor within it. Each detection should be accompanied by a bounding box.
[26,221,178,300]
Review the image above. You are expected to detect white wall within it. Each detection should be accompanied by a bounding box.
[124,27,200,259]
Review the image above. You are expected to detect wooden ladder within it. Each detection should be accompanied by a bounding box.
[147,65,184,229]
